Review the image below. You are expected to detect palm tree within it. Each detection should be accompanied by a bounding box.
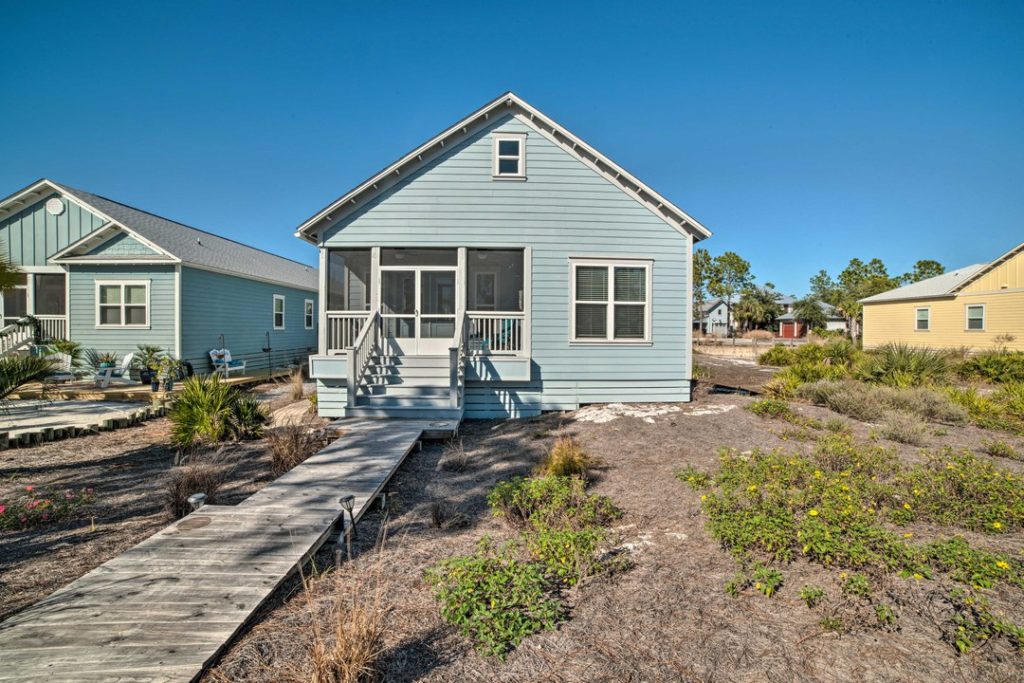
[792,297,827,333]
[735,285,782,332]
[0,251,22,292]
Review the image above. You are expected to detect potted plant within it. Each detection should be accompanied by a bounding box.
[134,345,165,385]
[158,356,185,392]
[96,352,118,369]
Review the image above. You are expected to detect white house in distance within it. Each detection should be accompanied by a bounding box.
[297,92,713,420]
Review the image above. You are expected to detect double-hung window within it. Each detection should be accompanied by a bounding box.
[492,133,526,179]
[915,307,930,331]
[571,259,651,343]
[96,281,149,328]
[304,299,315,329]
[273,295,286,330]
[966,304,985,331]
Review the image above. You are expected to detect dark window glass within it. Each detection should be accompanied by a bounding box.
[327,249,372,311]
[33,274,66,315]
[498,158,519,175]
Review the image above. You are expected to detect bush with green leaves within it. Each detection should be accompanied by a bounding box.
[947,588,1024,654]
[799,584,826,607]
[958,350,1024,384]
[983,439,1020,460]
[525,526,607,587]
[880,411,929,445]
[487,475,620,531]
[856,343,952,387]
[0,354,58,404]
[426,539,566,658]
[798,380,966,425]
[676,464,712,490]
[169,374,268,450]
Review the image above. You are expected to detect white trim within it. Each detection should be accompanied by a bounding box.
[94,280,151,329]
[304,299,315,330]
[48,218,178,264]
[951,241,1024,295]
[174,265,182,357]
[318,249,328,353]
[685,231,693,383]
[273,294,286,330]
[915,306,930,332]
[294,92,711,242]
[569,257,653,344]
[492,132,527,179]
[965,303,986,332]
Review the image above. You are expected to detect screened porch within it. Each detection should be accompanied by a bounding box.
[322,247,529,357]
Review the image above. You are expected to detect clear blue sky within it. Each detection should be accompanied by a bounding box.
[2,1,1021,294]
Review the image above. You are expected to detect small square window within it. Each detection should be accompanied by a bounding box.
[493,134,526,178]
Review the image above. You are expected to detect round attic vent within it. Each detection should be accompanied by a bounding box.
[45,197,65,216]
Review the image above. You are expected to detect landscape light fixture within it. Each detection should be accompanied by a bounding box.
[340,495,356,538]
[187,493,207,511]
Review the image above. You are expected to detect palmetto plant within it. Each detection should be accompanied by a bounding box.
[0,251,22,292]
[0,354,59,406]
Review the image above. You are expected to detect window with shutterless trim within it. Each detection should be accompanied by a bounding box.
[96,281,149,328]
[966,304,985,331]
[570,259,651,343]
[273,294,286,330]
[492,133,526,179]
[915,307,930,331]
[304,299,315,329]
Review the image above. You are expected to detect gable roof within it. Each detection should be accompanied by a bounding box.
[778,301,843,321]
[860,264,988,304]
[1,179,317,291]
[295,92,712,244]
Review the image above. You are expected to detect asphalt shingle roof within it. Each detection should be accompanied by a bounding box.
[52,181,318,291]
[859,264,988,304]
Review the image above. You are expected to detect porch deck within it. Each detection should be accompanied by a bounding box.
[9,369,291,402]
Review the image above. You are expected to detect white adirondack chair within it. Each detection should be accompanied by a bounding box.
[95,353,135,389]
[209,349,246,377]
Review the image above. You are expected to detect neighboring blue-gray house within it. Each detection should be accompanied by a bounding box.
[298,92,712,419]
[0,179,318,373]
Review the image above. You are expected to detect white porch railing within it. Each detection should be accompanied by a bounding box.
[467,312,525,355]
[346,311,380,409]
[0,319,35,357]
[327,311,370,353]
[36,315,67,341]
[450,312,469,408]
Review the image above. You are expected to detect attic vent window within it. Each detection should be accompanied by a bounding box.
[45,197,65,216]
[493,133,526,180]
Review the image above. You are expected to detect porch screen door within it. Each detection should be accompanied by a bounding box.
[380,267,457,355]
[381,270,416,355]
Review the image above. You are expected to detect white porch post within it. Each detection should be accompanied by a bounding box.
[318,246,327,355]
[522,246,532,358]
[370,247,381,312]
[456,247,467,320]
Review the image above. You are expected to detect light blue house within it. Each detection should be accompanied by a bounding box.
[298,93,712,419]
[0,180,318,373]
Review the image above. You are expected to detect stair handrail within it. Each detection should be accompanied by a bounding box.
[0,316,40,357]
[346,310,380,409]
[449,312,469,409]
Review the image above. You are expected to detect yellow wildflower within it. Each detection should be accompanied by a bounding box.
[903,503,912,510]
[903,532,913,538]
[992,521,1003,530]
[912,573,924,580]
[700,494,707,502]
[748,484,758,493]
[996,561,1010,570]
[808,509,820,517]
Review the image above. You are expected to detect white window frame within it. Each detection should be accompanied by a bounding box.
[492,133,527,180]
[95,280,150,329]
[304,299,315,330]
[915,306,930,332]
[965,303,985,332]
[273,294,286,330]
[569,258,653,344]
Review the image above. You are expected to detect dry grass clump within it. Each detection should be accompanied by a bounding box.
[797,380,967,426]
[880,411,929,445]
[268,422,322,476]
[304,571,389,683]
[290,367,306,401]
[534,436,592,478]
[164,460,226,519]
[438,439,471,472]
[428,500,471,530]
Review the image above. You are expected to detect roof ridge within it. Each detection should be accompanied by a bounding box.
[52,181,315,270]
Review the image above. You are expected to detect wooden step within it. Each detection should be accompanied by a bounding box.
[371,355,450,368]
[357,384,450,397]
[345,405,464,420]
[358,395,455,409]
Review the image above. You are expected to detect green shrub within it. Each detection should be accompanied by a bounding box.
[758,345,795,367]
[959,351,1024,384]
[0,354,59,403]
[841,572,872,597]
[947,588,1024,654]
[752,565,784,597]
[487,476,620,531]
[229,395,269,440]
[799,585,826,608]
[857,343,951,387]
[170,375,269,449]
[875,603,898,628]
[747,398,794,419]
[982,439,1020,460]
[676,465,712,490]
[0,485,95,530]
[799,380,966,426]
[426,539,565,658]
[525,526,606,586]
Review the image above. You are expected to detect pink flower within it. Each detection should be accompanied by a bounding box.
[24,485,33,493]
[0,504,6,515]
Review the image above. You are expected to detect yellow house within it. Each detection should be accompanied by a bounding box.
[861,242,1024,352]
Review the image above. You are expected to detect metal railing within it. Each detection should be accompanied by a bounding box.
[346,311,380,408]
[327,311,371,353]
[467,312,525,355]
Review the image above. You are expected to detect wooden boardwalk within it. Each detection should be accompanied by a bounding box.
[0,417,458,683]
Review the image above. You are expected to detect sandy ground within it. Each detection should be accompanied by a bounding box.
[204,381,1024,683]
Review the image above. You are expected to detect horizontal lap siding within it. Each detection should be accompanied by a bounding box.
[180,267,318,373]
[67,265,176,357]
[322,115,692,416]
[0,193,106,266]
[863,293,1024,352]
